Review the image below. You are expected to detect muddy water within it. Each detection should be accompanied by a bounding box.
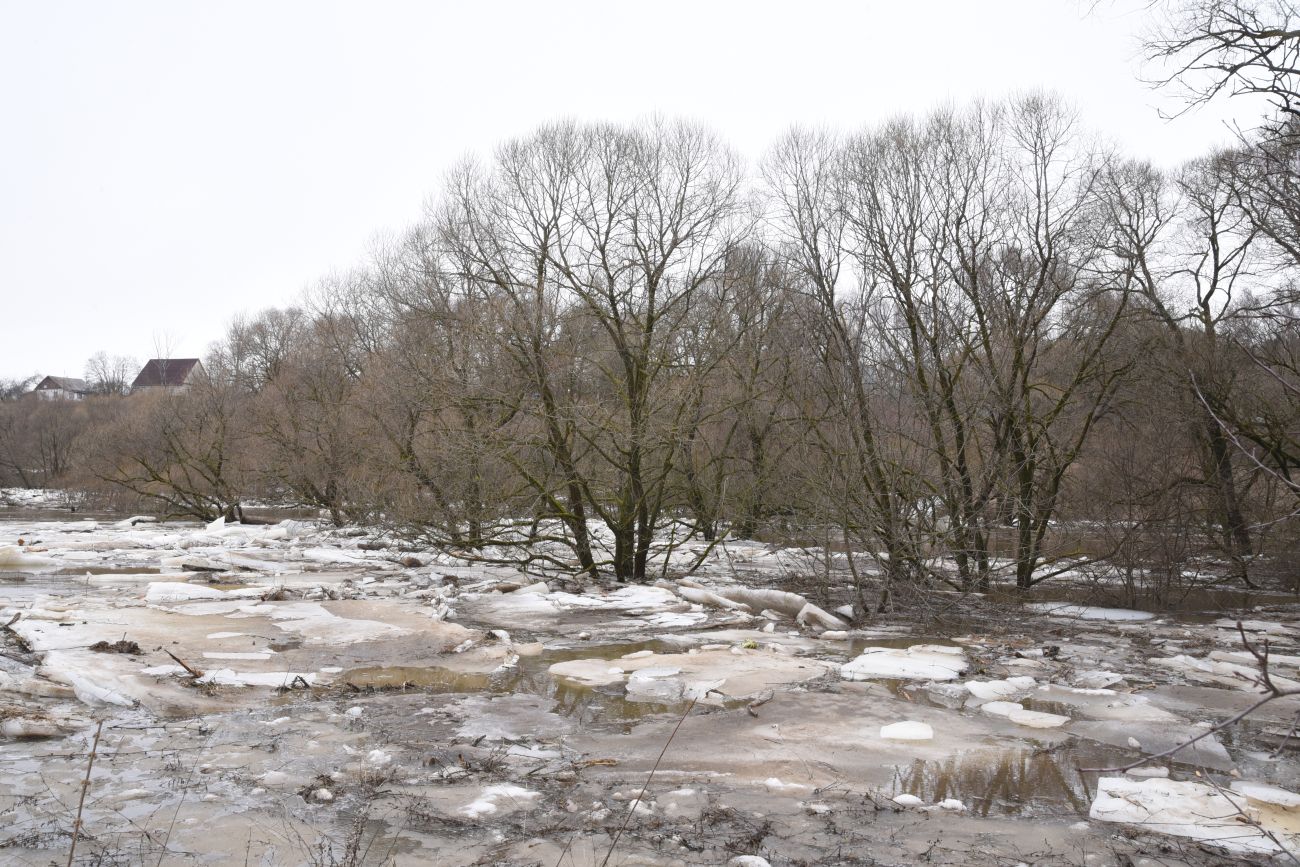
[3,513,1299,865]
[1005,582,1299,616]
[340,640,693,728]
[0,569,162,608]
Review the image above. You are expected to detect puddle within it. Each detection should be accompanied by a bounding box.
[889,742,1166,817]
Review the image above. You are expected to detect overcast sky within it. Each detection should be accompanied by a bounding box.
[0,0,1263,381]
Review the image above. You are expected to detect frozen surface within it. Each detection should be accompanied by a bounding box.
[0,508,1296,866]
[841,644,967,681]
[1091,776,1300,856]
[880,721,934,740]
[1025,603,1156,621]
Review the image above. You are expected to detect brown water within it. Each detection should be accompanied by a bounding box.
[1006,583,1298,617]
[55,565,163,576]
[339,640,688,727]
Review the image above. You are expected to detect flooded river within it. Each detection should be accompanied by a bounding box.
[1,511,1298,864]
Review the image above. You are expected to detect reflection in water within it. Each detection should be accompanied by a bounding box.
[891,743,1163,817]
[57,565,163,575]
[998,584,1297,617]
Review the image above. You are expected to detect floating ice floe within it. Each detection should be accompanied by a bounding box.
[1214,618,1299,638]
[38,651,134,707]
[0,668,74,700]
[89,572,183,585]
[112,516,157,529]
[145,582,247,604]
[965,676,1037,702]
[0,709,77,739]
[550,647,832,702]
[1090,776,1300,857]
[459,784,540,819]
[1025,603,1155,622]
[1071,670,1126,689]
[624,666,720,703]
[764,777,813,793]
[159,555,230,572]
[1031,685,1179,722]
[643,611,708,627]
[978,701,1069,728]
[694,584,808,618]
[198,669,317,688]
[880,721,934,740]
[1150,653,1300,692]
[795,602,849,632]
[840,645,967,681]
[0,546,57,569]
[677,585,750,611]
[1212,649,1300,670]
[1007,708,1070,728]
[236,601,409,645]
[511,581,550,595]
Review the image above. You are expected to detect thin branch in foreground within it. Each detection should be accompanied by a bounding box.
[1080,620,1300,774]
[596,691,716,867]
[66,719,104,867]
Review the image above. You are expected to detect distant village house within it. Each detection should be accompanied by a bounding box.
[33,376,91,400]
[130,358,204,392]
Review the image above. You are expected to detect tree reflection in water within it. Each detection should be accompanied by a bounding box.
[891,742,1165,817]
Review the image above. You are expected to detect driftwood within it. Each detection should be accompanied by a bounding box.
[165,650,204,679]
[2,614,31,654]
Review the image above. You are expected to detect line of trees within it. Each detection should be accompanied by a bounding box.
[0,98,1295,597]
[3,3,1299,596]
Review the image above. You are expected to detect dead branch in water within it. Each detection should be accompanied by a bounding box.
[164,650,204,679]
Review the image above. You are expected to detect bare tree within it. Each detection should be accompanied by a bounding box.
[1103,153,1265,582]
[83,352,137,396]
[86,378,249,521]
[440,120,747,582]
[768,98,1129,594]
[0,375,39,402]
[764,126,928,604]
[1146,0,1300,137]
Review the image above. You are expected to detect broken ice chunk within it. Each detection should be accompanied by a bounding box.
[1091,776,1300,857]
[840,645,967,681]
[965,676,1036,702]
[880,721,934,740]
